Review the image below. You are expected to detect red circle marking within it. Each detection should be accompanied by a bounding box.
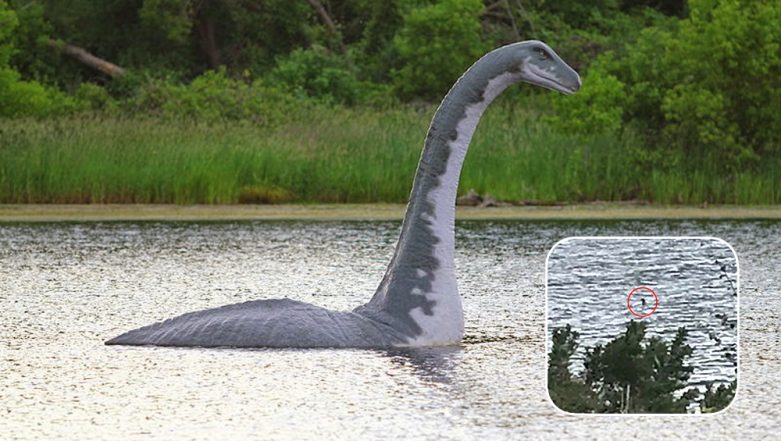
[626,286,659,318]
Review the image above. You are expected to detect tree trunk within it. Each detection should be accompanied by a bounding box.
[47,39,126,78]
[196,13,222,69]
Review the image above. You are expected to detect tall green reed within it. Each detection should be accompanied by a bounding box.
[0,103,778,205]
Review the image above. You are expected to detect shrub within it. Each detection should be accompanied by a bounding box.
[0,0,17,67]
[0,68,82,117]
[660,0,781,164]
[0,1,80,117]
[551,54,626,135]
[392,0,487,101]
[74,82,115,111]
[549,320,707,413]
[577,0,781,169]
[269,45,369,105]
[126,69,300,124]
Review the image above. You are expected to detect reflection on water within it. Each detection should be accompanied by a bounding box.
[383,347,461,384]
[1,220,779,440]
[547,237,738,391]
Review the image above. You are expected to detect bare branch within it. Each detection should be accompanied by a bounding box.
[305,0,346,53]
[47,39,126,78]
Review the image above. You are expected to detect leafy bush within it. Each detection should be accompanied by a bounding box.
[570,0,781,169]
[0,0,17,67]
[7,0,60,82]
[701,380,737,413]
[74,82,114,111]
[269,45,374,105]
[551,54,626,134]
[392,0,487,101]
[658,0,781,164]
[0,68,73,117]
[126,69,300,124]
[0,2,79,117]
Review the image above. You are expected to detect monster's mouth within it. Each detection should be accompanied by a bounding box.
[523,64,581,95]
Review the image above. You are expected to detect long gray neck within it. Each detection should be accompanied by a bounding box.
[357,48,522,342]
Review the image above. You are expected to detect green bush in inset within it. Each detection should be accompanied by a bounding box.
[547,320,733,413]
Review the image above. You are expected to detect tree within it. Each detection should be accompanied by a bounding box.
[548,320,718,413]
[0,0,18,67]
[356,0,405,83]
[560,0,781,170]
[548,324,600,412]
[700,380,737,413]
[392,0,487,100]
[0,0,75,117]
[659,0,781,165]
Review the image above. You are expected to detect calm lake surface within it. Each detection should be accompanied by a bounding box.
[547,237,738,395]
[1,219,779,440]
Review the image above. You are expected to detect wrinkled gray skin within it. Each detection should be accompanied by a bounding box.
[106,41,581,348]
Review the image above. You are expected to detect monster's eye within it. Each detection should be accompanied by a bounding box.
[534,47,550,60]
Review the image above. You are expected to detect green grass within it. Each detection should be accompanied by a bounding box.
[1,101,779,205]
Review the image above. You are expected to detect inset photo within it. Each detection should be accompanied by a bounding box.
[546,237,738,414]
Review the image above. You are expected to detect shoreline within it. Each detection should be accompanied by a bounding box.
[1,203,781,222]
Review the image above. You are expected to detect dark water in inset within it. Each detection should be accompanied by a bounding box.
[1,220,779,440]
[547,237,738,392]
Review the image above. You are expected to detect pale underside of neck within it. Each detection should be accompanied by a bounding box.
[356,55,522,345]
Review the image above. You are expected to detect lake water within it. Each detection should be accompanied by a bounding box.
[1,220,779,440]
[547,237,738,396]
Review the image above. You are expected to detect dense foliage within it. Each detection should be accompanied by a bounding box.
[0,0,779,203]
[548,320,736,413]
[555,0,781,170]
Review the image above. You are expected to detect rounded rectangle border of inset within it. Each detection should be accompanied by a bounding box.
[543,236,740,416]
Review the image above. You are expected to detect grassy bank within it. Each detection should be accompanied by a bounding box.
[1,102,779,205]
